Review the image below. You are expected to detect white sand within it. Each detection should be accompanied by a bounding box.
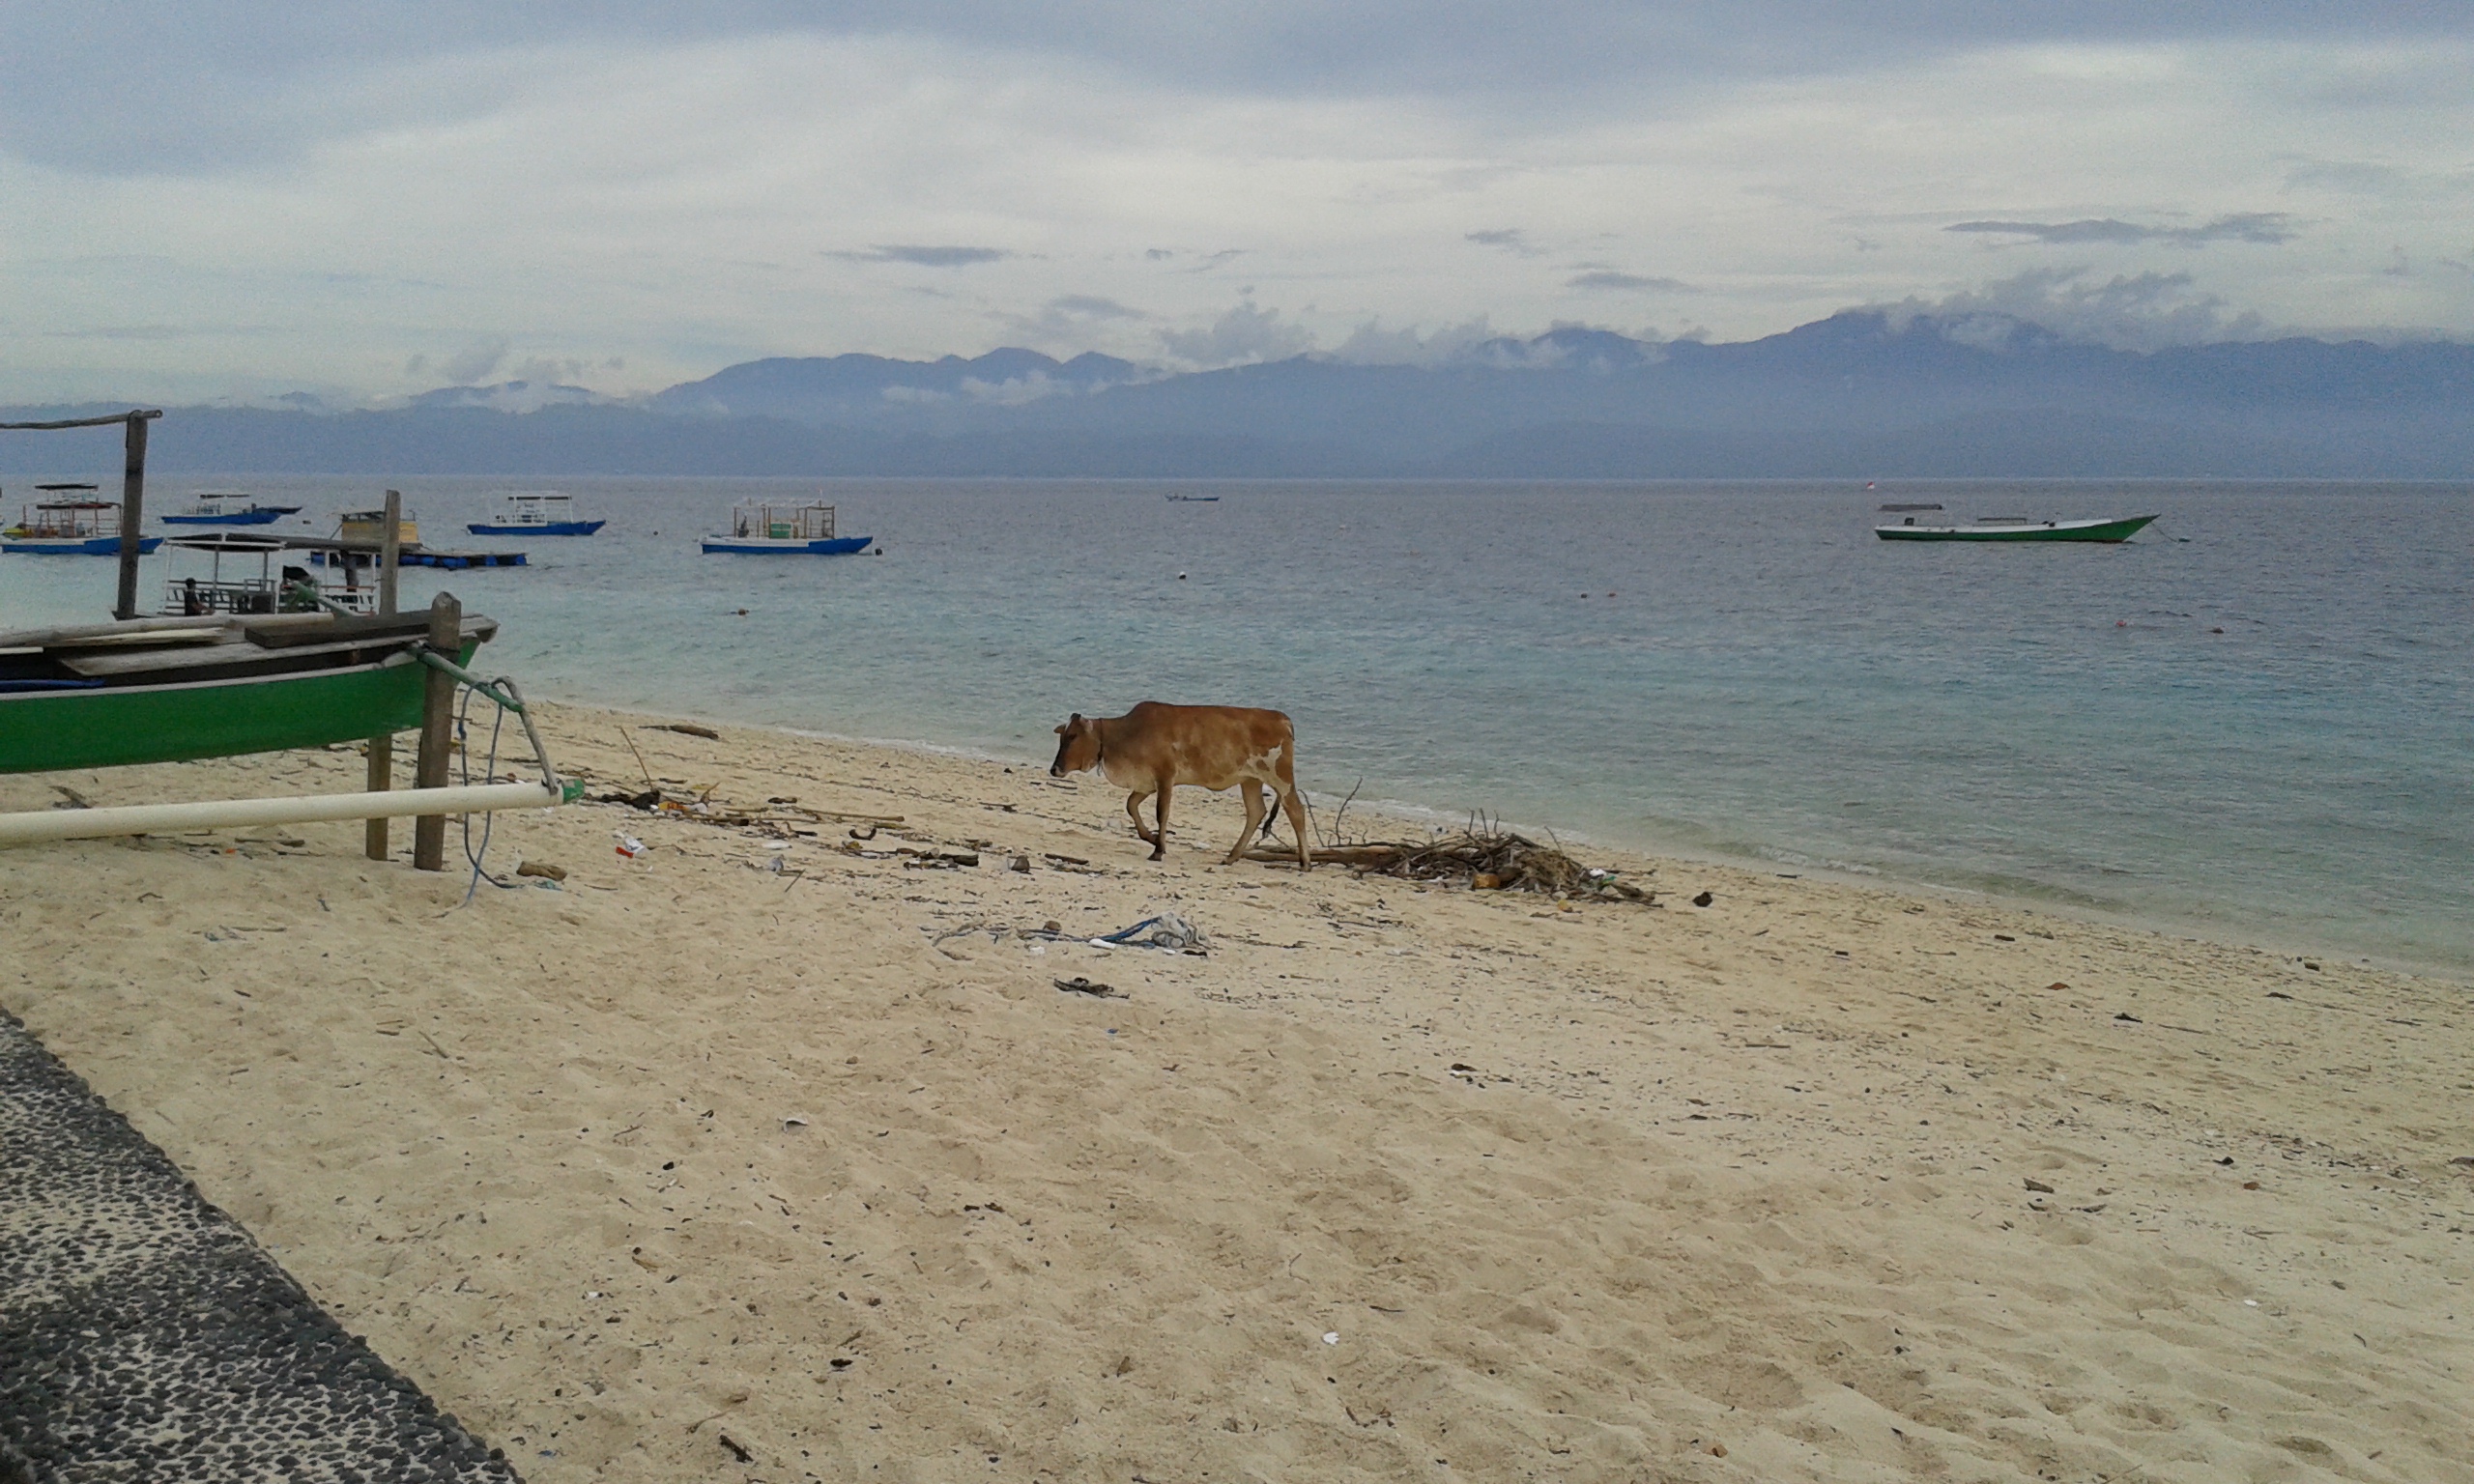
[4,703,2468,1482]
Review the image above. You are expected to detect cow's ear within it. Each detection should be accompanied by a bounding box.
[1053,724,1068,735]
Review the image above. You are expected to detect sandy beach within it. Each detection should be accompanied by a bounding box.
[4,702,2468,1483]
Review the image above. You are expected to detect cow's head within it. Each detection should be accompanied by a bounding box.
[1050,713,1100,778]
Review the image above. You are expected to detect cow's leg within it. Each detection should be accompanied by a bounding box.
[1276,751,1312,870]
[1228,780,1267,864]
[1125,788,1158,845]
[1150,784,1172,861]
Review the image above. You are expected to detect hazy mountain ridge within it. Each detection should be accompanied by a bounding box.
[5,312,2469,477]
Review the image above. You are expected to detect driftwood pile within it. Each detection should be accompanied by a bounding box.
[1247,828,1654,901]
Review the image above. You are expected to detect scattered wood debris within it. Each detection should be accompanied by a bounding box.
[1246,828,1653,900]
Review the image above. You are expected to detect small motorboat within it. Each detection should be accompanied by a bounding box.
[702,500,871,555]
[1876,513,2160,543]
[159,491,302,526]
[469,490,605,536]
[2,487,165,556]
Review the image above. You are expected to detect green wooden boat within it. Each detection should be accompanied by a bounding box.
[0,612,493,775]
[1875,514,2160,543]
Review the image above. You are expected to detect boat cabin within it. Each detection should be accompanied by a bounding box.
[1878,501,1943,528]
[727,501,840,542]
[10,486,113,539]
[336,508,418,545]
[489,492,572,526]
[159,533,375,616]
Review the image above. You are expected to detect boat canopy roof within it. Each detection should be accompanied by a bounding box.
[166,532,289,553]
[30,499,116,511]
[34,482,99,492]
[1878,502,1942,512]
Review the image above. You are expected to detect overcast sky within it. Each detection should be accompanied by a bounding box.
[4,3,2469,403]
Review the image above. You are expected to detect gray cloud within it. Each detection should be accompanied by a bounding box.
[1465,229,1540,256]
[1945,213,2298,245]
[14,3,2459,177]
[439,337,508,384]
[1567,271,1696,292]
[1048,294,1146,320]
[1157,299,1315,367]
[1329,316,1502,365]
[825,244,1016,267]
[1874,267,2271,352]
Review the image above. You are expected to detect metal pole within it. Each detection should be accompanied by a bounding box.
[365,489,402,862]
[113,413,150,619]
[411,590,460,870]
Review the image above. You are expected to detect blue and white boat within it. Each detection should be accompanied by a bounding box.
[702,500,871,556]
[468,490,605,537]
[159,491,303,526]
[3,488,165,556]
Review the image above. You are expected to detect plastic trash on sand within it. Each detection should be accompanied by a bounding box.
[616,833,647,860]
[1091,913,1209,953]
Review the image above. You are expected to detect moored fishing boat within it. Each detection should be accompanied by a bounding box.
[1875,513,2160,543]
[468,491,605,536]
[2,488,165,556]
[159,491,303,526]
[0,608,493,774]
[702,499,871,555]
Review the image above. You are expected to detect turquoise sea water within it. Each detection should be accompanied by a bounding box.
[6,477,2468,975]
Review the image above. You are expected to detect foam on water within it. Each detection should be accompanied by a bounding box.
[7,476,2467,974]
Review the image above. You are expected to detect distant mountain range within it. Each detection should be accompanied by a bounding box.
[8,312,2470,478]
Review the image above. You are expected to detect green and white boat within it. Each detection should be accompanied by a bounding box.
[1875,513,2160,543]
[0,610,491,775]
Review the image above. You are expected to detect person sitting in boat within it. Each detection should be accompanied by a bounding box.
[181,578,205,615]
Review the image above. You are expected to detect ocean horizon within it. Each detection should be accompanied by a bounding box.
[6,474,2467,977]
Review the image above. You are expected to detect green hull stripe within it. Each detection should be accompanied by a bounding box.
[1,644,476,775]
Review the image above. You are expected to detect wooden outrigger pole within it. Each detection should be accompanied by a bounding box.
[0,410,163,618]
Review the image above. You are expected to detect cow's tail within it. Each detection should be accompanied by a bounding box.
[1259,794,1281,841]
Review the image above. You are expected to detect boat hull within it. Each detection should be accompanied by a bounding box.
[468,519,604,536]
[162,509,285,526]
[701,535,873,555]
[1875,515,2160,543]
[1,535,166,556]
[0,647,476,774]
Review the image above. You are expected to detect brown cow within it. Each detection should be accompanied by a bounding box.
[1050,702,1312,869]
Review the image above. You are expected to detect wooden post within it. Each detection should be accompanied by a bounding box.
[377,490,402,614]
[365,490,403,861]
[113,412,153,620]
[411,589,460,871]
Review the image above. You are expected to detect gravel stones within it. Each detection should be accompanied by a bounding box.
[0,1007,521,1484]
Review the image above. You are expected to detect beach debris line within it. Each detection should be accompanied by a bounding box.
[1248,825,1654,901]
